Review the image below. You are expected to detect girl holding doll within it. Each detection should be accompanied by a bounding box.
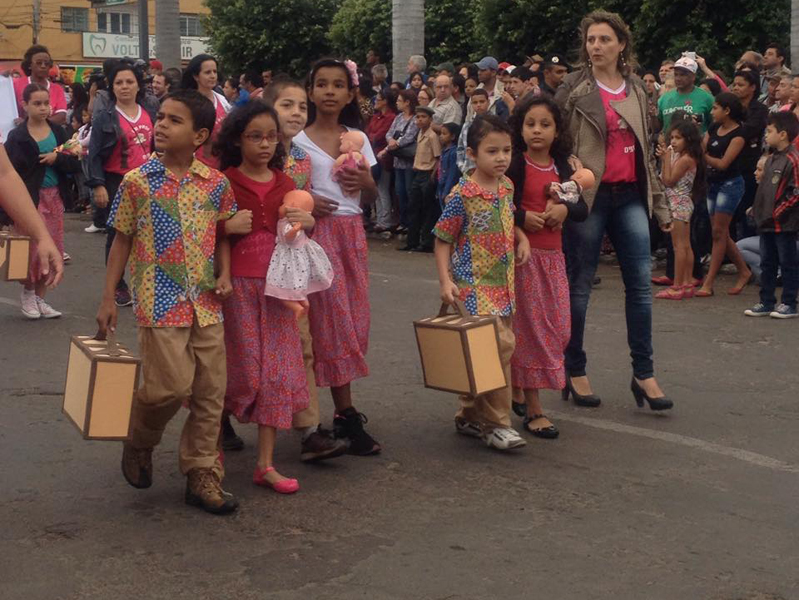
[293,58,382,456]
[213,102,315,493]
[505,94,590,438]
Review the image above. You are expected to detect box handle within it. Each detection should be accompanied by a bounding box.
[438,299,468,318]
[95,329,122,357]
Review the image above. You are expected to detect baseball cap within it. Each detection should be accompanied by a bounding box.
[544,54,572,71]
[498,61,512,72]
[476,56,499,71]
[674,55,698,73]
[434,62,455,74]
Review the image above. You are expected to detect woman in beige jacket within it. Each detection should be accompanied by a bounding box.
[555,11,673,411]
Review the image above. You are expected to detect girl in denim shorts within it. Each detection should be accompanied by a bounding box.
[697,92,753,296]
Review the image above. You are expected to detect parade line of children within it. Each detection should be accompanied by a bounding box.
[3,53,791,516]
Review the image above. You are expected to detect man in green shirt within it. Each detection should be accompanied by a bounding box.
[658,54,714,134]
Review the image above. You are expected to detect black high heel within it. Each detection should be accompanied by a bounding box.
[562,375,601,407]
[630,378,674,411]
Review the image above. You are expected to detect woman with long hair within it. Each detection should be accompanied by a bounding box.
[181,54,230,167]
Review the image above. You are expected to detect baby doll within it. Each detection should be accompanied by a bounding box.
[331,130,369,186]
[547,168,596,205]
[264,190,335,319]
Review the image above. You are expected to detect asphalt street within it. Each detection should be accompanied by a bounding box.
[1,213,797,600]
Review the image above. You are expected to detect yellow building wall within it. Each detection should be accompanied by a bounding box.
[0,0,210,65]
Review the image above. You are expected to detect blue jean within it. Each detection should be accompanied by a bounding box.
[760,231,799,309]
[394,168,413,229]
[564,183,654,379]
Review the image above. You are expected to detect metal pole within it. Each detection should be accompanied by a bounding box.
[138,0,149,60]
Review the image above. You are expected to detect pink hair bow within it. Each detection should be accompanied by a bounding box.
[344,59,359,87]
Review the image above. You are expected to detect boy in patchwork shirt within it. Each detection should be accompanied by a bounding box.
[96,90,239,515]
[433,114,530,451]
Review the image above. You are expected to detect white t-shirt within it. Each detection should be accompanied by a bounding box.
[293,127,377,216]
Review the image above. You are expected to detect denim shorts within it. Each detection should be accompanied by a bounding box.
[707,176,744,216]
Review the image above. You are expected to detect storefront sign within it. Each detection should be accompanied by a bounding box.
[82,33,210,60]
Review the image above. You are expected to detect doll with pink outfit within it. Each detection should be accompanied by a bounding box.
[331,131,369,191]
[264,190,334,318]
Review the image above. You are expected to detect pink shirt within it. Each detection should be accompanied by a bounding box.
[104,106,153,175]
[13,76,67,117]
[598,81,637,184]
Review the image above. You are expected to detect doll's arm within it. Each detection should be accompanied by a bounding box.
[284,221,303,242]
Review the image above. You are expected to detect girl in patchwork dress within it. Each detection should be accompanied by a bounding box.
[214,102,315,494]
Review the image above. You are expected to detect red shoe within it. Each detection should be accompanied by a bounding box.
[253,466,299,494]
[682,285,695,299]
[691,277,703,288]
[652,276,674,286]
[655,286,684,300]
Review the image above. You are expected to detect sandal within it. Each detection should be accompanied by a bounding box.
[522,414,560,439]
[512,400,526,418]
[655,286,684,300]
[695,289,714,297]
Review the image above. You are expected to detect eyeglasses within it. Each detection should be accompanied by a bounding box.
[243,132,279,145]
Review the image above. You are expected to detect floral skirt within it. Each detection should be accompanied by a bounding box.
[308,215,370,388]
[29,188,64,282]
[511,248,570,390]
[223,277,309,428]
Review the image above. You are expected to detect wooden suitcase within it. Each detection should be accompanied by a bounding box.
[414,301,507,397]
[62,333,141,440]
[0,231,30,281]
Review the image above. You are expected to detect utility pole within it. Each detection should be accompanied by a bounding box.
[138,0,149,61]
[155,0,181,69]
[32,0,40,44]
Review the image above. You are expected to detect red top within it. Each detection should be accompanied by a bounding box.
[13,77,67,117]
[225,167,296,278]
[521,159,563,250]
[598,82,637,184]
[104,106,153,175]
[197,94,227,168]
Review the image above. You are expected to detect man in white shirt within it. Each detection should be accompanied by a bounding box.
[429,74,462,133]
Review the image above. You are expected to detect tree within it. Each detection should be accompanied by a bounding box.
[329,0,392,66]
[204,0,341,78]
[424,0,483,65]
[392,0,425,83]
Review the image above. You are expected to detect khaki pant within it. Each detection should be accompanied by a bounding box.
[291,314,320,429]
[456,316,514,431]
[130,321,226,478]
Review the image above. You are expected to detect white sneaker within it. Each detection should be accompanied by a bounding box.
[20,289,40,319]
[62,252,71,263]
[482,427,526,451]
[455,417,483,438]
[35,297,62,319]
[84,224,104,233]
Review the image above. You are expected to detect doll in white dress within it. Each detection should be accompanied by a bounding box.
[264,190,334,318]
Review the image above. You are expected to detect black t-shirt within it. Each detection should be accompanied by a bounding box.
[706,122,745,183]
[739,99,768,172]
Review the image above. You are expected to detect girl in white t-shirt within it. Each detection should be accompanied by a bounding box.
[293,58,381,456]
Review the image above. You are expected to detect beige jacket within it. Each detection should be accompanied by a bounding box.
[555,69,670,226]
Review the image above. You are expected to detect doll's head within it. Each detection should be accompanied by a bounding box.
[339,130,364,154]
[280,190,314,217]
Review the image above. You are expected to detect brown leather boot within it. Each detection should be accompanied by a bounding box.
[185,468,239,515]
[121,442,153,489]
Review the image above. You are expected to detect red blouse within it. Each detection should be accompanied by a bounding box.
[521,159,563,250]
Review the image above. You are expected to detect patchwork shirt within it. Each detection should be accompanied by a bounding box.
[108,155,237,328]
[433,175,516,317]
[284,142,312,192]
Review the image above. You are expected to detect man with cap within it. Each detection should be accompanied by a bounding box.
[466,57,509,121]
[540,54,570,97]
[657,53,714,134]
[498,62,515,86]
[429,73,463,133]
[434,62,455,77]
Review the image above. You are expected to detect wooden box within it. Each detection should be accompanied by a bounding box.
[63,333,141,440]
[0,231,30,281]
[414,301,507,397]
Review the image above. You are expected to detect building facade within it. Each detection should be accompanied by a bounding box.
[0,0,210,79]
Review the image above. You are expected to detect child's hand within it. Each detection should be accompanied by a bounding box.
[543,201,568,230]
[660,221,673,233]
[96,297,118,340]
[313,194,340,217]
[215,273,233,300]
[93,186,109,208]
[285,206,315,231]
[523,210,546,233]
[338,161,372,196]
[39,152,57,166]
[515,236,530,266]
[440,279,460,305]
[567,155,584,171]
[225,210,253,235]
[655,143,666,158]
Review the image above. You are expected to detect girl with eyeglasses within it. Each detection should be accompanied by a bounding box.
[13,45,67,126]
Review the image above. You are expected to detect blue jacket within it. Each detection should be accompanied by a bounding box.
[437,145,460,205]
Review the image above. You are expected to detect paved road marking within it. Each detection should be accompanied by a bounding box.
[549,410,799,474]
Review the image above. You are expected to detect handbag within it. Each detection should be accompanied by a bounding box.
[388,118,417,159]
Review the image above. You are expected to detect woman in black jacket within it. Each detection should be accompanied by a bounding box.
[6,83,79,319]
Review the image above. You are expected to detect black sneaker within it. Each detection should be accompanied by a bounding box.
[300,427,347,462]
[115,287,134,307]
[221,415,244,451]
[333,408,381,456]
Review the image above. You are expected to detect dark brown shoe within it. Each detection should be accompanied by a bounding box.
[185,468,239,515]
[121,442,153,489]
[300,427,347,462]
